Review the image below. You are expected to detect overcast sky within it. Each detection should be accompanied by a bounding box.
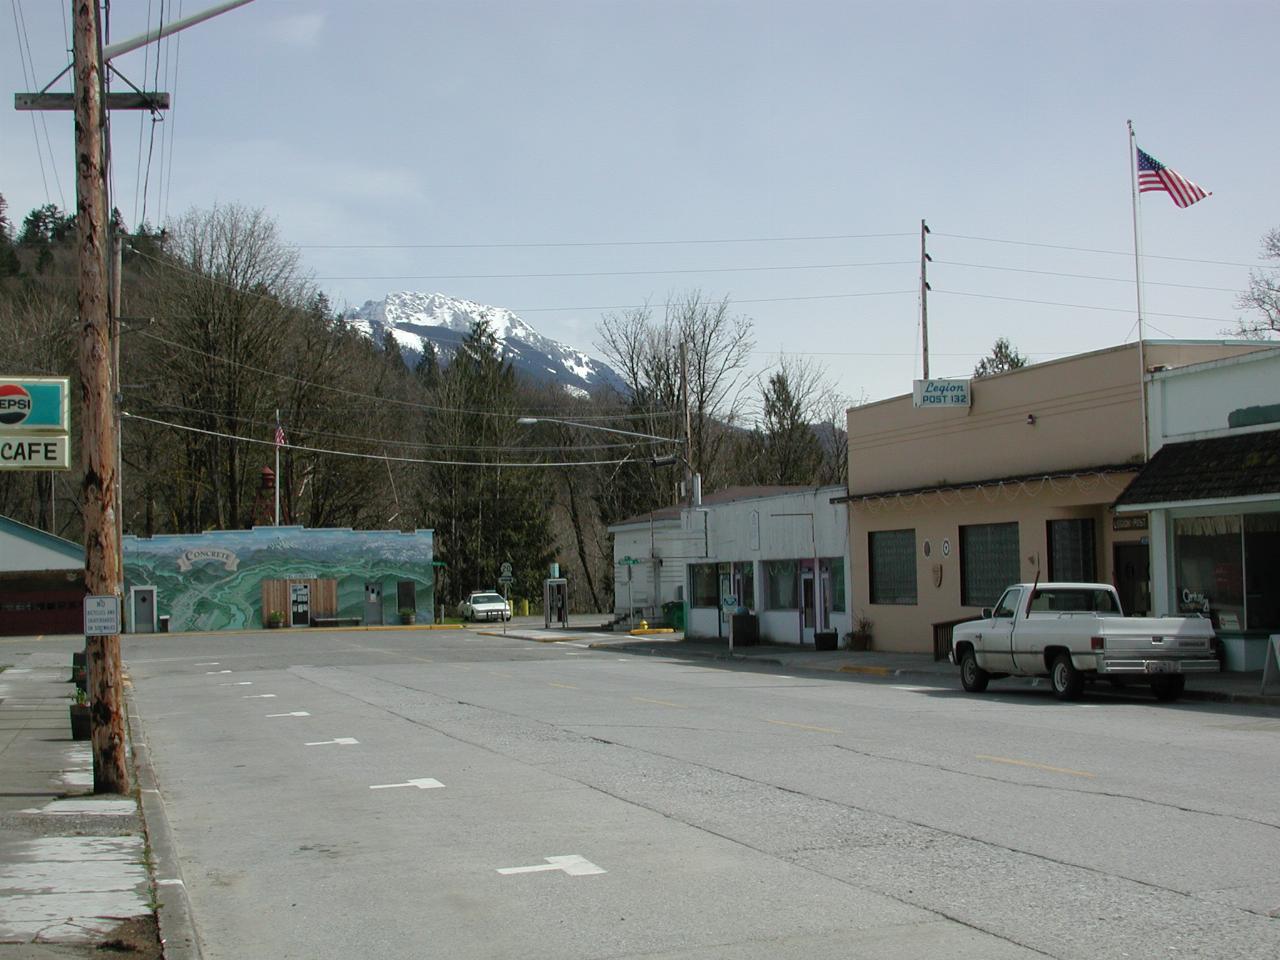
[4,0,1277,403]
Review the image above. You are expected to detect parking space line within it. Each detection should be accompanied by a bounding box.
[631,696,682,708]
[548,681,578,689]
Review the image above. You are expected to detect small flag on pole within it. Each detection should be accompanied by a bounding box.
[274,421,286,447]
[1136,147,1210,208]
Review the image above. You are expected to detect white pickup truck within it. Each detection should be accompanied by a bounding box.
[950,582,1219,701]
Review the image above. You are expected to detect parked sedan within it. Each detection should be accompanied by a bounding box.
[457,591,511,622]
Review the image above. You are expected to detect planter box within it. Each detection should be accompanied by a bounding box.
[70,704,90,741]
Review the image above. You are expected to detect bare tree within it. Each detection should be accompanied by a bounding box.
[1234,228,1280,338]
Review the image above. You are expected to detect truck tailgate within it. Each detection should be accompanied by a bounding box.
[1097,617,1218,673]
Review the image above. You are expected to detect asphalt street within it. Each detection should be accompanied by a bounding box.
[123,627,1280,960]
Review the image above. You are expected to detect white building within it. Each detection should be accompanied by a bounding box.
[609,485,852,645]
[1115,347,1280,670]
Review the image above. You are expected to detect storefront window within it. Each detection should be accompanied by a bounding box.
[1048,518,1096,582]
[1173,516,1243,631]
[765,560,797,610]
[1244,513,1280,631]
[960,522,1019,608]
[821,557,846,612]
[869,529,916,605]
[690,563,719,608]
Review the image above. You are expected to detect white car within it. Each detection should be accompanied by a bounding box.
[457,591,511,622]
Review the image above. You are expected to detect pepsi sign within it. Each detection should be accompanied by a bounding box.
[0,377,69,432]
[0,383,31,425]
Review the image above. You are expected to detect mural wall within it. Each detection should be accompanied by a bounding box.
[123,526,435,632]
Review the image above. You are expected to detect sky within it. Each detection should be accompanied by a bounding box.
[3,0,1278,405]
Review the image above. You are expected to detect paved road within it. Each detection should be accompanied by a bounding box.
[123,627,1280,959]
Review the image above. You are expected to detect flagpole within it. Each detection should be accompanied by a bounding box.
[274,408,281,526]
[1127,120,1150,462]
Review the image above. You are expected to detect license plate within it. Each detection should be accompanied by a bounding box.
[1145,661,1175,674]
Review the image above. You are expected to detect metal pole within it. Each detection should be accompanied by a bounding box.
[102,0,257,61]
[1127,121,1150,463]
[680,341,692,507]
[274,408,281,525]
[111,233,123,591]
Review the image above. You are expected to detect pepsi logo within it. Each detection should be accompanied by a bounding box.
[0,384,32,426]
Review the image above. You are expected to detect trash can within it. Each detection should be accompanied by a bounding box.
[730,612,758,646]
[663,601,685,630]
[158,615,170,633]
[814,630,838,651]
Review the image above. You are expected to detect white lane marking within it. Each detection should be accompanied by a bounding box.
[195,662,219,666]
[369,778,445,791]
[243,694,277,699]
[304,737,359,746]
[206,670,232,675]
[219,681,253,686]
[890,685,933,692]
[266,711,310,718]
[496,855,605,877]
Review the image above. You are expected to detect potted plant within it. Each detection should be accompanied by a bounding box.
[399,607,416,625]
[846,612,874,651]
[265,609,285,629]
[70,689,90,740]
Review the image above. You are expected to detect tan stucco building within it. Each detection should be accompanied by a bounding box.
[840,341,1264,656]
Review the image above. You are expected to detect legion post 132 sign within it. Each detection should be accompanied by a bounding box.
[912,379,971,409]
[0,377,71,470]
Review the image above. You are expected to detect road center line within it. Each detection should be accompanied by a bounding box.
[632,696,682,707]
[766,719,841,734]
[975,754,1096,778]
[266,711,310,718]
[548,681,578,689]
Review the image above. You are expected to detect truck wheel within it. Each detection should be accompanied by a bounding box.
[1051,653,1084,701]
[1151,675,1185,702]
[959,648,989,693]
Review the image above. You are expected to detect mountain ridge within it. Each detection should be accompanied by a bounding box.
[345,291,627,398]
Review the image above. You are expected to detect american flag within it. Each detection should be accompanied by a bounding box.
[1136,147,1210,208]
[274,422,286,447]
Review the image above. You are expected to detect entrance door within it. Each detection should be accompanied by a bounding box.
[364,583,383,625]
[290,582,310,627]
[718,569,732,633]
[131,587,157,633]
[1114,542,1151,615]
[801,569,815,642]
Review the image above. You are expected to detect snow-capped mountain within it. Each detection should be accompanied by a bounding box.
[345,292,627,398]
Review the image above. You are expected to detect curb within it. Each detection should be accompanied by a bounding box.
[128,691,202,960]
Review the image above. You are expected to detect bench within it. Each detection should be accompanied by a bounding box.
[310,617,362,628]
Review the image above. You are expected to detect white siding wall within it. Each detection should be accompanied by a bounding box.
[1150,349,1280,448]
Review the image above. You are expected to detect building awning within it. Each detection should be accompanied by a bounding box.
[1114,430,1280,512]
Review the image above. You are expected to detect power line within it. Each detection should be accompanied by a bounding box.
[122,411,641,468]
[132,329,679,422]
[934,232,1267,269]
[934,288,1230,324]
[934,260,1238,293]
[133,400,663,452]
[289,231,916,250]
[312,260,915,281]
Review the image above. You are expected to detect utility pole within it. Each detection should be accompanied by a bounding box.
[920,219,931,380]
[680,341,692,507]
[74,0,128,794]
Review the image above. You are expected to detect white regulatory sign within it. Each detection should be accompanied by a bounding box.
[84,595,120,636]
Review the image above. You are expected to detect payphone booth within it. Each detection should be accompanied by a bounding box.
[543,578,569,628]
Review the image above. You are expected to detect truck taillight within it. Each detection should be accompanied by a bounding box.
[1090,636,1105,651]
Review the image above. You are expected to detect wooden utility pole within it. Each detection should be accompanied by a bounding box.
[920,219,931,380]
[73,0,128,794]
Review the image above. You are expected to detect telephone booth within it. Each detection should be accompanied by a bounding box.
[543,578,569,628]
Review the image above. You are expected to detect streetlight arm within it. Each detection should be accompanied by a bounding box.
[516,416,683,446]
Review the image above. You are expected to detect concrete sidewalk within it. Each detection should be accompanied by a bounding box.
[497,625,1280,708]
[0,641,161,959]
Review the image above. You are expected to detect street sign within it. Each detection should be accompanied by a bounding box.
[500,562,513,577]
[499,574,514,584]
[84,595,120,636]
[618,556,642,565]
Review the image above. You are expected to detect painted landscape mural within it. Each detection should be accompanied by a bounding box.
[123,526,435,632]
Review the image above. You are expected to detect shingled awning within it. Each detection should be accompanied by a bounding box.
[1114,430,1280,510]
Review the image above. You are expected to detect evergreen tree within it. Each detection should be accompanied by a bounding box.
[973,337,1028,378]
[0,194,19,276]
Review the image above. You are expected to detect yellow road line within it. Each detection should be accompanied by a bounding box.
[766,719,841,734]
[976,755,1096,779]
[548,681,578,689]
[631,696,682,707]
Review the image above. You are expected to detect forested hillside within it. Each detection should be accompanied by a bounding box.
[0,197,848,611]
